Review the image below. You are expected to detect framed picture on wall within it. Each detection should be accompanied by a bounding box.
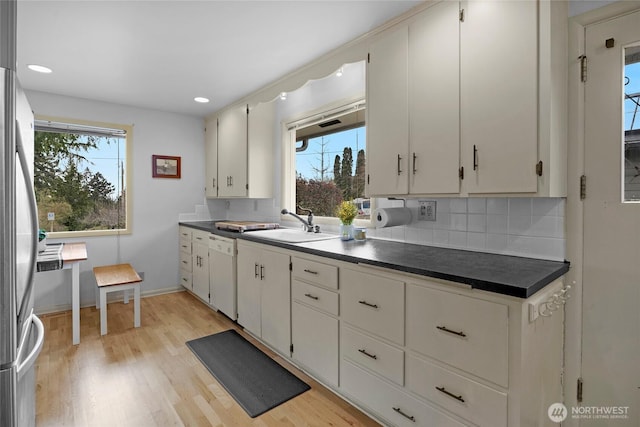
[152,155,181,179]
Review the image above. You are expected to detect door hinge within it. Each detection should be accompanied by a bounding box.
[246,106,249,114]
[580,175,586,200]
[579,55,588,82]
[536,161,543,177]
[459,8,464,22]
[290,344,294,353]
[458,166,464,180]
[367,53,370,63]
[289,262,292,271]
[367,174,370,185]
[577,377,583,403]
[246,184,249,190]
[208,293,210,299]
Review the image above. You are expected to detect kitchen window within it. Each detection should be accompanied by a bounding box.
[34,116,132,237]
[282,100,371,225]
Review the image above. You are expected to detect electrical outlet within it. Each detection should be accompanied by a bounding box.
[418,201,436,221]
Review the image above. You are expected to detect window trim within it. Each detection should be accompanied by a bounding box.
[35,115,133,238]
[280,97,372,228]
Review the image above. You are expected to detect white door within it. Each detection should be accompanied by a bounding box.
[582,10,640,425]
[260,249,291,356]
[236,244,261,336]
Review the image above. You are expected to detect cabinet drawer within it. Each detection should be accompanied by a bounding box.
[192,229,210,244]
[179,251,192,270]
[406,353,507,427]
[406,284,508,387]
[179,226,192,240]
[341,359,465,427]
[292,280,338,316]
[340,269,404,345]
[179,238,191,254]
[179,270,192,289]
[342,325,404,386]
[292,257,338,289]
[292,302,339,387]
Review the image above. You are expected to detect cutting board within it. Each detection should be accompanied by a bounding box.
[216,221,280,233]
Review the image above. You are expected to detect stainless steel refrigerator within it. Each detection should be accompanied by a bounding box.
[0,1,44,424]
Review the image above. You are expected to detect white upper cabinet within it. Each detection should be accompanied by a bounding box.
[204,117,218,198]
[366,25,409,196]
[409,1,461,195]
[217,104,248,198]
[367,0,567,197]
[209,101,275,198]
[460,0,538,194]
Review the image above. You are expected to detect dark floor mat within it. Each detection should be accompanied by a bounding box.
[186,329,310,418]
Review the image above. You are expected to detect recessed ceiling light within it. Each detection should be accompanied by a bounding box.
[279,92,287,100]
[27,64,52,74]
[194,97,210,103]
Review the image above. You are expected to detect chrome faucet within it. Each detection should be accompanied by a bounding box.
[281,208,319,233]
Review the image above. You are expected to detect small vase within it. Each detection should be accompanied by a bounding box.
[340,224,354,241]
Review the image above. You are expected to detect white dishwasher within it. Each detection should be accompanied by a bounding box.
[209,234,237,320]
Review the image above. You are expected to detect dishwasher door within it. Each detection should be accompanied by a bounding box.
[209,235,237,320]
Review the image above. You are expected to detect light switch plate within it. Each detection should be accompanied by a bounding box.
[418,201,436,221]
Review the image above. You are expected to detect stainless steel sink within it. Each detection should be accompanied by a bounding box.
[249,228,339,243]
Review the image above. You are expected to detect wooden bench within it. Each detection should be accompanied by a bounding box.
[93,263,142,335]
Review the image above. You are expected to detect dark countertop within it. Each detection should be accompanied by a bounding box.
[179,221,570,299]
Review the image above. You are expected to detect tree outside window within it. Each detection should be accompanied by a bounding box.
[34,119,129,234]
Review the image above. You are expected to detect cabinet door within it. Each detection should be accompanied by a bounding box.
[218,104,248,197]
[409,2,460,195]
[247,101,275,198]
[260,249,291,355]
[460,0,538,194]
[205,117,218,198]
[236,244,262,336]
[367,25,409,196]
[292,302,339,387]
[191,242,209,303]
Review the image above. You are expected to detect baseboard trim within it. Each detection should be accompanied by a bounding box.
[34,285,185,316]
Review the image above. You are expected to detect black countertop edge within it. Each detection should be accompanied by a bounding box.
[179,221,570,299]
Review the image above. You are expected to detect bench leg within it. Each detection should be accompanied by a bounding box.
[100,288,107,335]
[96,286,100,309]
[124,289,129,304]
[134,285,140,328]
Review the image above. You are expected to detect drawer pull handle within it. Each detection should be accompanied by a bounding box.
[436,386,465,403]
[392,407,415,422]
[304,293,319,300]
[182,261,188,264]
[358,300,378,309]
[182,278,187,282]
[254,263,259,279]
[358,348,377,360]
[436,325,467,338]
[303,269,318,275]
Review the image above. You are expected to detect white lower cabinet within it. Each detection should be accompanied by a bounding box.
[341,359,466,427]
[236,240,291,356]
[191,229,211,303]
[406,353,507,427]
[406,284,509,387]
[292,301,339,388]
[178,226,192,290]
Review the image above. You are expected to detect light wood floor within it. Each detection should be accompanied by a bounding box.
[35,291,379,427]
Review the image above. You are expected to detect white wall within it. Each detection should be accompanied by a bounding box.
[29,90,205,314]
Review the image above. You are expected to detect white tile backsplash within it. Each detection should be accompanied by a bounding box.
[375,197,566,261]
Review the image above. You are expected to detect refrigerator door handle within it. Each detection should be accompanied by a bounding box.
[15,124,39,329]
[16,313,43,381]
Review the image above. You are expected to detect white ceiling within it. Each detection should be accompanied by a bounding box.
[17,1,422,118]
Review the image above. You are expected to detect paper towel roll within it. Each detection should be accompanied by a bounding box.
[374,207,412,228]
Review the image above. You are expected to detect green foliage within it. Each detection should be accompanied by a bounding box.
[354,149,366,199]
[296,177,343,217]
[340,147,353,200]
[335,200,358,225]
